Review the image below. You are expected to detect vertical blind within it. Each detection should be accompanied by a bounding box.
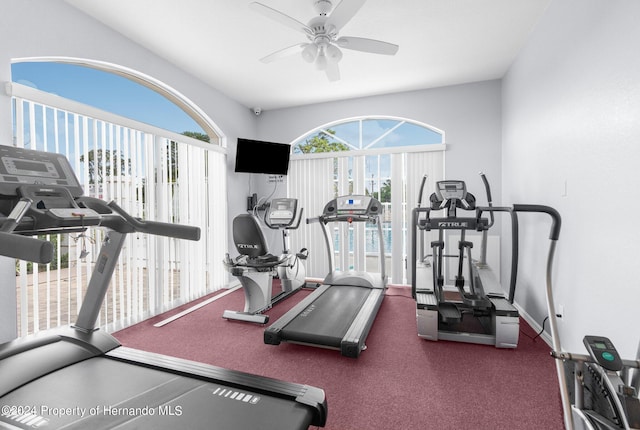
[10,83,227,336]
[288,147,444,285]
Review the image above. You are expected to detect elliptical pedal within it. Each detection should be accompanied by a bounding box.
[438,303,462,324]
[460,293,491,309]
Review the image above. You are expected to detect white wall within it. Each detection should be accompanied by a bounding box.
[254,80,504,252]
[0,0,255,342]
[502,0,640,357]
[258,80,502,184]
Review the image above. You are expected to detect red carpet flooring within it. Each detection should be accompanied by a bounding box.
[114,285,564,429]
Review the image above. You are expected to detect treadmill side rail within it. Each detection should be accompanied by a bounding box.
[0,329,120,397]
[341,288,386,358]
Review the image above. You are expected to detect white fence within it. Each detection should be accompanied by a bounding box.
[9,83,227,336]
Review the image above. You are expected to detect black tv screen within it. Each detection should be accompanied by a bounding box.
[234,138,291,175]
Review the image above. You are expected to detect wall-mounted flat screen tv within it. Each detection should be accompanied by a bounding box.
[234,138,291,175]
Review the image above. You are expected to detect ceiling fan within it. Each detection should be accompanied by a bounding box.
[250,0,399,81]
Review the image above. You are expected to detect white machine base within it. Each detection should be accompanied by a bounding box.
[416,293,519,349]
[222,310,269,324]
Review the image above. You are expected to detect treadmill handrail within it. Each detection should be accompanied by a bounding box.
[0,230,53,264]
[319,213,378,224]
[70,197,198,333]
[76,196,201,241]
[108,200,200,241]
[0,198,54,264]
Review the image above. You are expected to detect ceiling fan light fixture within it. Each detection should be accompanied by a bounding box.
[325,43,342,63]
[251,0,399,82]
[315,52,328,70]
[301,43,319,63]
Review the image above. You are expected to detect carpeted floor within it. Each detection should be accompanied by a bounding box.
[114,285,564,429]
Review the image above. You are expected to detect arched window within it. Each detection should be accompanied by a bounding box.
[8,58,227,336]
[288,116,445,285]
[293,117,443,153]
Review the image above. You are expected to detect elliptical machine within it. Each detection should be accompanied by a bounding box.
[223,198,308,324]
[533,210,640,429]
[411,173,520,348]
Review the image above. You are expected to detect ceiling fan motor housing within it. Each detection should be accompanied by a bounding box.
[308,16,336,38]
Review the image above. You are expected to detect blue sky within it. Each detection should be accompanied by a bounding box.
[11,62,205,135]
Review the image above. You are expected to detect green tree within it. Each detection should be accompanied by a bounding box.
[181,131,210,143]
[296,130,349,153]
[378,179,391,202]
[79,149,130,184]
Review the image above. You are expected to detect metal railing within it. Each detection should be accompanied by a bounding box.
[8,82,228,336]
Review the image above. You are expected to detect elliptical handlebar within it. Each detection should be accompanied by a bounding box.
[417,174,428,208]
[513,203,569,428]
[551,350,640,369]
[513,204,561,241]
[479,172,495,228]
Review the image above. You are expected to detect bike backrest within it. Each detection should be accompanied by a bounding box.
[233,214,269,258]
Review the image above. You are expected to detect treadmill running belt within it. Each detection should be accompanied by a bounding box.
[0,357,314,429]
[279,285,370,348]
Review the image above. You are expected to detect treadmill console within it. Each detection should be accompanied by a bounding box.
[0,146,84,197]
[322,195,382,221]
[0,146,100,232]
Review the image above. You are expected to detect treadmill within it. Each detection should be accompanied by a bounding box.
[0,146,327,429]
[264,195,387,358]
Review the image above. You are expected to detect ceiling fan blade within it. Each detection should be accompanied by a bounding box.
[326,0,367,32]
[249,2,312,35]
[325,61,340,82]
[336,36,399,55]
[259,43,307,63]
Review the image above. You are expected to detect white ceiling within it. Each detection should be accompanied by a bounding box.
[64,0,551,111]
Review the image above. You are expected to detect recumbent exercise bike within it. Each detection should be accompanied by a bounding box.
[223,198,308,324]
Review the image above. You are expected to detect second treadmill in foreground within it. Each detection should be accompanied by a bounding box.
[264,195,387,358]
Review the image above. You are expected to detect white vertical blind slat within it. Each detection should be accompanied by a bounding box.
[10,92,227,336]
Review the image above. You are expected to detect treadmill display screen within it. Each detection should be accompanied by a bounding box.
[12,159,51,173]
[0,146,83,197]
[335,196,372,215]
